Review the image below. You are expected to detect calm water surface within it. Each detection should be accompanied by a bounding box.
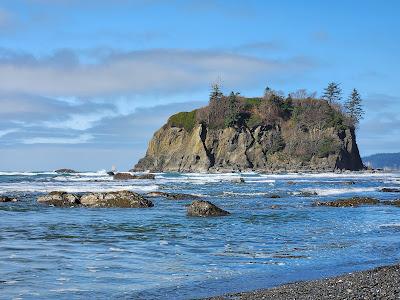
[0,171,400,299]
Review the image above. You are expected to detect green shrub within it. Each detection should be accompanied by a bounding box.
[317,137,339,158]
[168,110,197,131]
[246,114,263,128]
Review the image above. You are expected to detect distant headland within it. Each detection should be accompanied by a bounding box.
[134,84,365,173]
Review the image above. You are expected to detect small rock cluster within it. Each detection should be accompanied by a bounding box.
[37,191,154,208]
[36,191,230,216]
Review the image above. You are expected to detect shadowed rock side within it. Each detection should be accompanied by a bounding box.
[135,124,364,173]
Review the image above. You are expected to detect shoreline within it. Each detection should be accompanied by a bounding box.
[206,263,400,300]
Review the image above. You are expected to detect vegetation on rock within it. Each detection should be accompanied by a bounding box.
[136,83,365,172]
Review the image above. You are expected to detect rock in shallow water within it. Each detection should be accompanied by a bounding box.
[146,191,200,200]
[0,196,17,202]
[80,191,153,208]
[37,191,80,206]
[113,173,155,180]
[313,197,380,207]
[55,169,77,174]
[37,191,153,208]
[187,200,230,217]
[380,188,400,193]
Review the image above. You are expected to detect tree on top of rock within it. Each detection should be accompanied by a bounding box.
[209,81,223,104]
[344,88,364,127]
[322,82,342,104]
[224,91,241,127]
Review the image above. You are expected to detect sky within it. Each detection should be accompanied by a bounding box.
[0,0,399,171]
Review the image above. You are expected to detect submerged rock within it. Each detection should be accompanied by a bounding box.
[37,191,80,206]
[380,188,400,193]
[268,194,281,199]
[113,173,155,180]
[55,168,77,174]
[382,200,400,207]
[298,191,318,197]
[187,200,230,217]
[313,197,380,207]
[0,196,17,202]
[80,191,153,208]
[146,191,201,200]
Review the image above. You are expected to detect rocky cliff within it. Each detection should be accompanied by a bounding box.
[134,96,364,173]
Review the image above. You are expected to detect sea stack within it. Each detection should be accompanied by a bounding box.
[134,95,364,173]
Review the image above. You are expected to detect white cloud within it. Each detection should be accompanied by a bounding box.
[0,48,315,97]
[21,133,93,144]
[0,128,19,138]
[42,110,116,130]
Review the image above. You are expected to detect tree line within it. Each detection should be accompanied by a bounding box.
[206,81,365,130]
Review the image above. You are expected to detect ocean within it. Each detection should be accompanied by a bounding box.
[1,171,400,299]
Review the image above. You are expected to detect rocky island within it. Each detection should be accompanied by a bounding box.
[135,87,364,172]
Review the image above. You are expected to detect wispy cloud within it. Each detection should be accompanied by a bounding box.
[0,128,19,138]
[42,110,117,130]
[21,133,93,144]
[0,48,316,97]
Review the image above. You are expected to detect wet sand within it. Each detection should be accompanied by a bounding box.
[207,264,400,300]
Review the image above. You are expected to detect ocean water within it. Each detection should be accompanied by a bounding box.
[1,171,400,299]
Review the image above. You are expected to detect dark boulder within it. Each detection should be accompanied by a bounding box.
[80,191,153,208]
[107,171,115,176]
[37,191,80,207]
[313,197,380,207]
[187,200,230,217]
[55,169,77,174]
[0,196,17,202]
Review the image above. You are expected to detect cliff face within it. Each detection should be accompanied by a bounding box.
[134,122,364,173]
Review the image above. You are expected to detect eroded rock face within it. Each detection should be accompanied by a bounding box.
[187,200,230,217]
[134,123,364,173]
[37,191,80,206]
[0,196,17,202]
[37,191,153,208]
[313,197,380,207]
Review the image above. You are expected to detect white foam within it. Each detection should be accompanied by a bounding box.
[0,182,159,193]
[0,171,57,176]
[302,187,377,196]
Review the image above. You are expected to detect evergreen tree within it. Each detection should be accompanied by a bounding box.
[322,82,342,104]
[345,88,364,126]
[224,91,240,127]
[209,82,223,104]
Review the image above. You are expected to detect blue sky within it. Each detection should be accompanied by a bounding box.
[0,0,399,171]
